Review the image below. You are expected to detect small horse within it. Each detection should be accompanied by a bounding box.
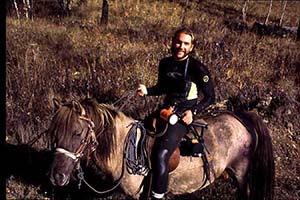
[48,98,274,200]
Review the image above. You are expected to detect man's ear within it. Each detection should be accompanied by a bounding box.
[53,98,61,110]
[190,44,194,52]
[72,100,86,116]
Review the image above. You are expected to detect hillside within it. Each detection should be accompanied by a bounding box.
[6,0,300,199]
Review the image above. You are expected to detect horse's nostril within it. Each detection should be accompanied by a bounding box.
[54,172,66,183]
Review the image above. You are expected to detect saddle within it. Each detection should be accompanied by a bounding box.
[168,121,211,173]
[126,110,228,199]
[124,119,212,175]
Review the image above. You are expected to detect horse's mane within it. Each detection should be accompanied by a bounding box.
[80,98,119,163]
[48,102,78,146]
[48,97,120,163]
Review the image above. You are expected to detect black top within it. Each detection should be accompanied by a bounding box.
[147,56,215,114]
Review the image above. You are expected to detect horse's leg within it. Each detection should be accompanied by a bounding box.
[228,158,251,200]
[139,173,153,200]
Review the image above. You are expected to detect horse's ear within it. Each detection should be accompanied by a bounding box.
[72,100,86,116]
[53,98,61,110]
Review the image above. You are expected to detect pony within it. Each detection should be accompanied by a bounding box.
[48,97,274,200]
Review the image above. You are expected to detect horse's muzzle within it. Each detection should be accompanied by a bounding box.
[50,171,70,186]
[49,155,75,186]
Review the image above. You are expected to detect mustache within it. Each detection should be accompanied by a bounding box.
[172,46,186,54]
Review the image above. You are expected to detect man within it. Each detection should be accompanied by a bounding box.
[137,27,215,200]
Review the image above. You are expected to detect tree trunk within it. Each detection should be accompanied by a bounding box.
[23,0,33,20]
[265,0,272,25]
[279,0,287,26]
[297,21,300,41]
[181,0,189,26]
[58,0,71,16]
[13,0,20,19]
[100,0,109,26]
[242,0,249,22]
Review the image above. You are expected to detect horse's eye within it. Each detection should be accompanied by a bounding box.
[74,131,82,137]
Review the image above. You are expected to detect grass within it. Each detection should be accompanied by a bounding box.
[6,0,300,199]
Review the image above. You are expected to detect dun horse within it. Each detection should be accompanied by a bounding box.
[48,98,274,200]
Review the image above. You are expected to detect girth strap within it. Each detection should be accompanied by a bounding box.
[190,122,211,188]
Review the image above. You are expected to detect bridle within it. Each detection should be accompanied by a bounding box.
[52,107,129,194]
[54,115,98,163]
[52,114,125,194]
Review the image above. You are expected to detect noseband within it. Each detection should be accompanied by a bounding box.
[55,116,98,163]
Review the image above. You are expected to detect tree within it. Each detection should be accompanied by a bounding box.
[265,0,272,25]
[242,0,249,22]
[297,21,300,41]
[181,0,189,26]
[11,0,33,20]
[57,0,71,16]
[100,0,108,26]
[279,0,287,26]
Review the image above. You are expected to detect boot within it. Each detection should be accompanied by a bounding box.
[150,191,164,200]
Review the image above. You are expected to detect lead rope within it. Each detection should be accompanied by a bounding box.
[75,117,125,194]
[76,152,126,194]
[77,163,125,194]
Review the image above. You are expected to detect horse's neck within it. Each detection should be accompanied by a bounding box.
[100,111,135,178]
[107,112,146,196]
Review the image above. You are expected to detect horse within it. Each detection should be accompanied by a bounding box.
[48,97,275,200]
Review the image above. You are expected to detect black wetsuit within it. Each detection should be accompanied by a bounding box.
[146,56,215,195]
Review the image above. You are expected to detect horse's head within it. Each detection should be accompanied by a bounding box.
[48,98,97,186]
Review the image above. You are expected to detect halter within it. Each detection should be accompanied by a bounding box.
[54,115,98,163]
[53,110,126,194]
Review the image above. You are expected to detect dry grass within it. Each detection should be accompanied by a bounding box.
[6,0,300,199]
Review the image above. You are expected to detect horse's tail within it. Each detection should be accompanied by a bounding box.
[245,112,275,200]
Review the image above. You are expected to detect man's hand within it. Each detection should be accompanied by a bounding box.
[137,84,148,96]
[182,110,193,125]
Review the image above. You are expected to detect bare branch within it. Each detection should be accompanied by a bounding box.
[23,0,32,20]
[13,0,20,19]
[279,0,287,27]
[265,0,273,25]
[242,0,249,22]
[181,0,189,26]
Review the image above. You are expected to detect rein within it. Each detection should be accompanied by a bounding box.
[26,129,48,147]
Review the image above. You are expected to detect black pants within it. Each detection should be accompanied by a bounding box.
[151,120,188,194]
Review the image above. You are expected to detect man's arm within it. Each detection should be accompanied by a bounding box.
[191,63,215,114]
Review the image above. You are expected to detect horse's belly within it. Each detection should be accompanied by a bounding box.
[168,156,210,194]
[121,173,144,198]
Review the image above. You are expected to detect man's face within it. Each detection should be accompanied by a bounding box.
[172,33,194,61]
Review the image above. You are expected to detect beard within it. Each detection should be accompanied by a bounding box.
[171,46,189,60]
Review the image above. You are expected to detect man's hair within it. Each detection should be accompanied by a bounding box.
[172,27,195,45]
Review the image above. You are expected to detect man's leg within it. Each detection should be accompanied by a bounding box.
[151,122,187,199]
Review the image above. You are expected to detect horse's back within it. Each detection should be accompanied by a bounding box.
[189,112,253,177]
[202,112,253,155]
[167,112,251,194]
